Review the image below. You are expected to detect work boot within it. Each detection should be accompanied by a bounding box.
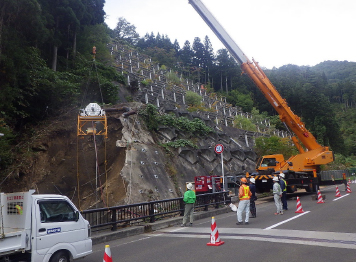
[180,224,186,227]
[236,222,243,225]
[245,222,249,225]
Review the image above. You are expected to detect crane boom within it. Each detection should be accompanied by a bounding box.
[189,0,334,191]
[189,0,322,151]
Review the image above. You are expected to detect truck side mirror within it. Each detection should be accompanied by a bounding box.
[75,211,80,222]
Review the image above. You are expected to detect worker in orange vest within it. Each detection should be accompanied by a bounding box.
[236,177,252,225]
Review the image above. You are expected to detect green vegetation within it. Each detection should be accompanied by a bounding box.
[185,91,202,106]
[161,139,198,150]
[325,154,356,171]
[254,136,299,160]
[233,116,257,132]
[165,72,181,85]
[0,0,125,173]
[139,104,213,136]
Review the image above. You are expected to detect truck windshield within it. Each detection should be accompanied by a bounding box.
[260,158,276,167]
[39,200,76,223]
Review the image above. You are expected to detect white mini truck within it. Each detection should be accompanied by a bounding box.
[0,190,92,262]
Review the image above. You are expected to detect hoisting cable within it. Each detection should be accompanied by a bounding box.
[77,45,109,209]
[92,121,107,208]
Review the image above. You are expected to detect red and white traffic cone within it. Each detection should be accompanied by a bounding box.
[207,216,225,246]
[348,178,351,183]
[317,190,324,204]
[295,196,304,213]
[335,186,341,197]
[103,245,112,262]
[347,183,352,193]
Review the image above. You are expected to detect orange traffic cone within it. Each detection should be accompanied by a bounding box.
[335,186,341,197]
[347,183,352,193]
[103,245,113,262]
[295,196,304,213]
[207,216,224,246]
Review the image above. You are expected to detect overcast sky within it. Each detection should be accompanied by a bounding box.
[104,0,356,69]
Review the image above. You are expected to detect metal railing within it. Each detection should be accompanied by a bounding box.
[81,191,230,231]
[320,169,349,181]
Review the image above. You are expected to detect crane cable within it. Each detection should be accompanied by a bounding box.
[77,49,108,209]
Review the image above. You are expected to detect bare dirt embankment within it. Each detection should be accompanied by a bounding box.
[2,104,139,210]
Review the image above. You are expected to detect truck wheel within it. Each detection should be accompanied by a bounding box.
[50,251,69,262]
[305,183,313,193]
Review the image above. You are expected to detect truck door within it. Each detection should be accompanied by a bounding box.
[34,199,88,257]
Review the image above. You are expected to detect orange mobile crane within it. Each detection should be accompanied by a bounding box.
[189,0,334,193]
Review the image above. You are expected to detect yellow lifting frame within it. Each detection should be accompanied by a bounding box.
[77,115,108,138]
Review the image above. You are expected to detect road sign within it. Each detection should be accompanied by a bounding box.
[214,144,224,154]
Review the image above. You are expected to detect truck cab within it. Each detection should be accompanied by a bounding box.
[0,190,91,262]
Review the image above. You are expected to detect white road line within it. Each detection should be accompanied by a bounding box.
[333,194,349,201]
[264,211,310,230]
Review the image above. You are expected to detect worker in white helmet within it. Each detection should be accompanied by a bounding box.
[272,176,283,215]
[181,183,196,227]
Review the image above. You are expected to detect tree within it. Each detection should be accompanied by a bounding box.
[227,89,253,112]
[180,40,193,68]
[254,136,298,159]
[203,35,214,84]
[233,115,256,132]
[114,17,139,44]
[185,91,202,106]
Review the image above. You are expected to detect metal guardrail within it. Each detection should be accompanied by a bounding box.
[82,191,230,231]
[320,169,349,181]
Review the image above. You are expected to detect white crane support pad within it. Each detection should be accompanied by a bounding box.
[81,103,105,116]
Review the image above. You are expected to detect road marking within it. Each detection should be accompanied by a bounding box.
[156,228,356,250]
[333,194,349,201]
[264,211,310,230]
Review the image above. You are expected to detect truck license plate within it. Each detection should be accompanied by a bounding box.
[262,179,267,183]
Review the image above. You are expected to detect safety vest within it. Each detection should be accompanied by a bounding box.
[282,179,287,192]
[239,185,250,200]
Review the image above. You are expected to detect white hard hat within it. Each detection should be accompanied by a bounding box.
[187,183,193,190]
[279,172,285,178]
[273,176,279,182]
[250,178,255,184]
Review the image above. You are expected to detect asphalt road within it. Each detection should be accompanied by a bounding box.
[86,183,356,262]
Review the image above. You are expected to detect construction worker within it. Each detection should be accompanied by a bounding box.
[279,172,288,210]
[273,176,283,215]
[249,178,257,218]
[343,173,347,191]
[181,183,196,227]
[236,177,252,225]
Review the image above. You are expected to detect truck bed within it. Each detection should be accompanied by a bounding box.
[0,230,28,256]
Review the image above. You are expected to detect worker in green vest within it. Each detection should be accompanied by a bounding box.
[279,172,288,211]
[181,183,196,227]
